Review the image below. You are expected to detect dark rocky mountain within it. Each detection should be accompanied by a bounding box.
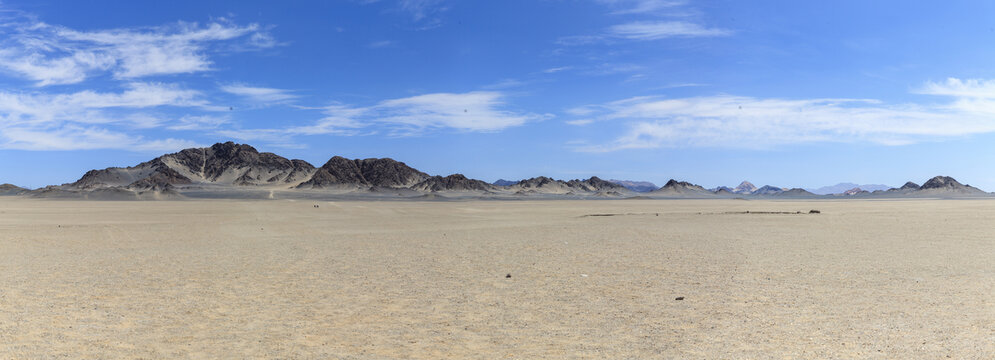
[70,142,316,191]
[565,176,629,192]
[493,179,519,186]
[71,157,192,191]
[900,181,920,190]
[163,142,315,185]
[918,176,986,194]
[883,176,986,196]
[0,183,27,195]
[298,156,428,189]
[652,179,713,197]
[510,176,572,194]
[607,179,658,192]
[508,176,628,195]
[9,142,991,200]
[411,174,496,192]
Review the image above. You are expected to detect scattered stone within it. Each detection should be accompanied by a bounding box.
[809,210,821,214]
[505,274,512,278]
[675,296,684,301]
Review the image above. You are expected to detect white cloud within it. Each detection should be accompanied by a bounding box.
[608,21,731,40]
[0,82,208,126]
[915,78,995,99]
[574,79,995,151]
[0,82,211,150]
[0,18,272,85]
[375,91,541,133]
[217,91,543,142]
[220,84,298,104]
[0,124,197,151]
[167,115,230,131]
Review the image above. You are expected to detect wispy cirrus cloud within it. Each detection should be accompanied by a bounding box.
[398,0,448,24]
[220,91,547,144]
[572,78,995,152]
[557,1,729,46]
[0,16,274,86]
[608,21,731,40]
[220,84,298,104]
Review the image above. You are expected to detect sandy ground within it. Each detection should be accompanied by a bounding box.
[0,198,993,359]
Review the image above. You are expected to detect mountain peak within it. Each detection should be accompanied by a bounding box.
[920,176,962,190]
[733,181,758,194]
[900,181,920,190]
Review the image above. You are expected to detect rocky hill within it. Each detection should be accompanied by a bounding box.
[70,142,316,191]
[411,174,496,192]
[298,156,427,189]
[652,179,713,197]
[0,183,27,196]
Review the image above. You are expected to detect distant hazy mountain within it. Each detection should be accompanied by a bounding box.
[607,179,657,192]
[492,179,519,186]
[752,185,785,195]
[807,182,891,195]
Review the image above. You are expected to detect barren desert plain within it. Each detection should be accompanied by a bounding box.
[1,198,993,358]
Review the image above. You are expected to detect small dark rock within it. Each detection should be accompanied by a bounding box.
[675,296,684,301]
[809,210,821,214]
[505,274,512,278]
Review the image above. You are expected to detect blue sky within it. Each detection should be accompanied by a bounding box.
[2,0,995,190]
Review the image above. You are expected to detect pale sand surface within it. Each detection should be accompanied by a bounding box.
[1,199,993,358]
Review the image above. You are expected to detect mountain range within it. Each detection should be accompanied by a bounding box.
[2,142,990,200]
[805,182,892,195]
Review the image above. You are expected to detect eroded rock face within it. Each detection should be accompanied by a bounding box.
[298,156,428,189]
[162,142,316,185]
[69,142,317,191]
[920,176,962,190]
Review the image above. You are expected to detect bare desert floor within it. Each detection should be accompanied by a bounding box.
[1,198,993,358]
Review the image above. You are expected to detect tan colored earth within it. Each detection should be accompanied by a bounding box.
[1,199,993,358]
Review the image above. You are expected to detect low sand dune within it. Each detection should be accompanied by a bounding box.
[1,199,993,358]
